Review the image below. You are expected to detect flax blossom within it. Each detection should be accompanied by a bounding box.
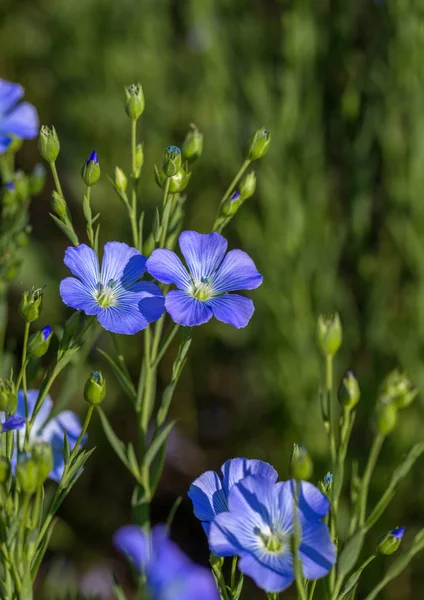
[0,78,38,153]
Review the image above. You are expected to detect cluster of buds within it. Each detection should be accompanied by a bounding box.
[155,145,191,194]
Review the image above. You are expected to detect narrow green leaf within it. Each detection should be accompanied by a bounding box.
[337,529,366,580]
[98,348,136,403]
[82,193,92,223]
[143,421,175,468]
[166,496,182,529]
[97,408,138,480]
[49,213,79,245]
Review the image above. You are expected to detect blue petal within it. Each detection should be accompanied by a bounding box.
[165,290,213,327]
[296,481,331,522]
[179,231,227,281]
[101,242,146,287]
[2,415,25,433]
[238,553,294,593]
[0,133,11,153]
[207,294,254,328]
[227,475,274,529]
[146,248,191,289]
[97,304,149,335]
[60,277,101,315]
[125,281,165,323]
[188,470,227,522]
[212,250,263,293]
[17,390,52,432]
[114,525,149,572]
[0,79,24,114]
[0,102,39,139]
[63,245,100,292]
[209,511,256,557]
[300,521,336,580]
[220,458,278,497]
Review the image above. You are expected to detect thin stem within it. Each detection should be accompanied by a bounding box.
[230,556,238,590]
[159,178,171,248]
[86,185,94,246]
[68,405,94,465]
[140,325,153,437]
[358,434,384,527]
[218,158,250,210]
[308,581,317,600]
[49,161,64,197]
[331,555,376,600]
[152,323,180,369]
[21,322,30,448]
[326,354,336,463]
[293,481,308,600]
[130,119,139,249]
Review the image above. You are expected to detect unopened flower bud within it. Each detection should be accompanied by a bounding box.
[162,146,182,177]
[38,125,60,163]
[155,165,191,193]
[290,444,313,480]
[81,150,100,186]
[222,191,242,216]
[339,371,360,410]
[84,370,106,405]
[124,83,145,121]
[135,143,144,178]
[182,124,203,162]
[239,172,256,201]
[376,402,398,436]
[19,288,43,323]
[16,455,38,495]
[379,370,418,410]
[377,527,404,555]
[0,458,10,484]
[14,171,29,201]
[319,472,333,495]
[115,167,128,193]
[247,128,271,161]
[316,313,342,357]
[0,379,17,413]
[29,164,46,196]
[28,325,53,358]
[32,442,53,486]
[51,191,68,220]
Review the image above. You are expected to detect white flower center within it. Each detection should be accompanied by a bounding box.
[189,275,215,301]
[95,281,118,308]
[258,526,289,555]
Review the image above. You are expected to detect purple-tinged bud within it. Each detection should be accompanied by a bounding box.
[377,527,404,555]
[28,325,53,358]
[222,191,242,216]
[81,150,100,186]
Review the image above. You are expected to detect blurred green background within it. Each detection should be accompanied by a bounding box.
[2,0,424,597]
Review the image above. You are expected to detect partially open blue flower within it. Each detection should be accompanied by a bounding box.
[146,231,262,328]
[60,242,165,335]
[0,78,38,153]
[114,524,219,600]
[1,414,25,433]
[12,390,85,482]
[188,458,278,534]
[208,475,336,593]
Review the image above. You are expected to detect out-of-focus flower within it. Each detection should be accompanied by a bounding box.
[12,390,84,482]
[147,231,262,328]
[188,458,277,533]
[60,242,165,335]
[209,475,336,593]
[114,524,219,600]
[1,414,25,433]
[0,78,38,153]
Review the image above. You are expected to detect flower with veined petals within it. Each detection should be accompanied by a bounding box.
[1,414,25,433]
[146,230,262,328]
[188,457,278,533]
[208,475,336,593]
[114,524,219,600]
[0,78,38,153]
[12,390,85,482]
[60,242,165,335]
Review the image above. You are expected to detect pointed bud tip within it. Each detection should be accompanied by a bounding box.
[87,150,98,164]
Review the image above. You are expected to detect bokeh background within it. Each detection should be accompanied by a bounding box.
[1,0,424,597]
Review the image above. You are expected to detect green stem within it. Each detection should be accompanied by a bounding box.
[0,286,8,375]
[326,354,336,463]
[21,322,30,448]
[293,481,308,600]
[140,324,153,437]
[159,178,171,248]
[49,161,64,197]
[218,158,250,210]
[86,185,94,246]
[68,405,94,465]
[152,323,180,369]
[130,119,139,249]
[358,434,384,528]
[308,580,317,600]
[230,555,238,590]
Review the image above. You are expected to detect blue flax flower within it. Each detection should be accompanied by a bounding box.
[114,524,219,600]
[208,475,336,593]
[0,78,38,153]
[1,414,25,433]
[146,231,262,328]
[12,390,85,482]
[60,242,165,335]
[188,457,278,533]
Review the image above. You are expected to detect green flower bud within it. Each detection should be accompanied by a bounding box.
[27,325,53,358]
[114,167,128,194]
[0,379,17,413]
[182,124,203,162]
[247,128,271,161]
[155,165,191,193]
[376,402,398,436]
[38,125,60,163]
[16,455,38,495]
[29,164,46,196]
[14,171,29,201]
[0,458,10,484]
[84,370,106,405]
[377,527,404,555]
[135,143,144,178]
[81,151,100,187]
[239,172,256,201]
[318,472,333,495]
[124,83,145,121]
[162,146,182,177]
[210,553,224,569]
[338,371,360,410]
[19,288,43,323]
[290,444,313,480]
[222,191,242,216]
[32,442,53,486]
[2,181,17,205]
[51,191,68,220]
[316,313,342,357]
[379,370,418,410]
